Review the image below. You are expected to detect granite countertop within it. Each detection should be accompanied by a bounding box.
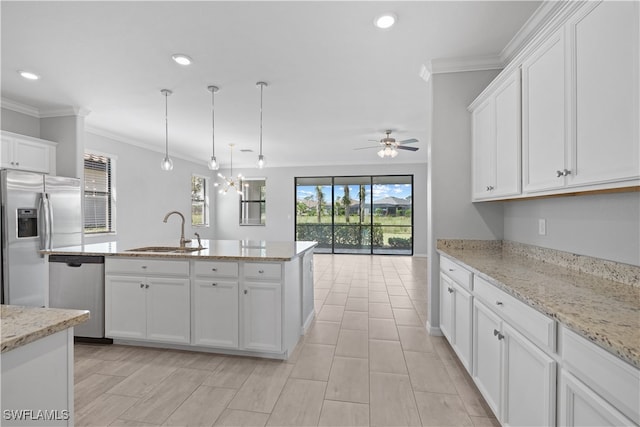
[44,239,317,262]
[1,305,89,353]
[437,240,640,369]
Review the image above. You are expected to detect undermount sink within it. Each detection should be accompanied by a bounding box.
[126,246,204,253]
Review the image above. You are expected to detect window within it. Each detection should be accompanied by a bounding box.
[240,178,266,226]
[191,175,209,226]
[84,153,115,234]
[295,175,413,255]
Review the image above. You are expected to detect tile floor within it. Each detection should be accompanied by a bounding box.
[74,254,498,426]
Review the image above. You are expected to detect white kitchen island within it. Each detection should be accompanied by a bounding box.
[1,305,89,426]
[46,240,316,360]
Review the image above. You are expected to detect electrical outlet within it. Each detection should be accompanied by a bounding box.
[538,219,546,236]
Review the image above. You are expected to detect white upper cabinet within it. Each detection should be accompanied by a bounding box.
[566,0,639,187]
[522,29,568,193]
[0,131,57,174]
[471,69,521,201]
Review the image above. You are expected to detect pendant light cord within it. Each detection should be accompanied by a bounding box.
[164,91,169,157]
[211,88,216,157]
[259,83,263,156]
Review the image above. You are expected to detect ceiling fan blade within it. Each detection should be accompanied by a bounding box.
[399,138,418,144]
[353,146,379,150]
[396,145,419,151]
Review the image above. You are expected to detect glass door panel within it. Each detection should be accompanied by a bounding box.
[295,177,332,253]
[372,176,413,255]
[333,177,371,254]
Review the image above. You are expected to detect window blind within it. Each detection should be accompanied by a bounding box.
[84,153,113,233]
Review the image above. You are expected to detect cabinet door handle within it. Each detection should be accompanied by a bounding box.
[563,169,571,176]
[141,265,147,269]
[495,301,503,306]
[15,162,19,166]
[212,283,217,286]
[244,289,248,294]
[447,287,454,294]
[211,268,217,272]
[448,268,454,272]
[556,170,564,177]
[145,284,149,289]
[493,329,504,340]
[258,269,265,274]
[140,283,144,288]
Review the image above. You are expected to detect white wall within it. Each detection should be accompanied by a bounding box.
[427,69,503,332]
[214,163,428,256]
[85,132,215,249]
[504,192,640,266]
[1,107,40,137]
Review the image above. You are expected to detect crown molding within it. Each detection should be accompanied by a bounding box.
[40,107,91,118]
[429,55,503,75]
[1,97,40,117]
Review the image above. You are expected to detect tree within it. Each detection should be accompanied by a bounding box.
[343,185,351,223]
[359,185,366,223]
[315,186,325,223]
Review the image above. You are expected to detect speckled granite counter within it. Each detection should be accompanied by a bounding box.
[437,240,640,369]
[1,305,89,353]
[44,239,317,261]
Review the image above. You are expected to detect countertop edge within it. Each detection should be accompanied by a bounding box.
[1,306,90,353]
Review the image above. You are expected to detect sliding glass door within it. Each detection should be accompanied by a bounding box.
[295,175,413,255]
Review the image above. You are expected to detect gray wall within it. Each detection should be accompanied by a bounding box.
[1,107,40,137]
[504,192,640,265]
[85,132,215,249]
[427,69,503,332]
[214,163,429,256]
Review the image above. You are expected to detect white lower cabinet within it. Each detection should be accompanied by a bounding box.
[440,272,473,371]
[242,280,282,352]
[559,370,634,427]
[105,259,190,344]
[473,299,556,426]
[193,279,239,348]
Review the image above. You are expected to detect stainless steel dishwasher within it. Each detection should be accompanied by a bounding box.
[49,254,109,341]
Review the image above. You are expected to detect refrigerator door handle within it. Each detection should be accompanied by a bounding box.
[39,193,51,251]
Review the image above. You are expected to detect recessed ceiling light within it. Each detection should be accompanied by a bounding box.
[18,70,40,80]
[171,54,192,66]
[374,13,397,30]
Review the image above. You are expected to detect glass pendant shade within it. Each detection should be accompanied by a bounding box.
[257,154,265,169]
[208,155,219,171]
[378,146,398,158]
[160,88,173,171]
[207,85,220,170]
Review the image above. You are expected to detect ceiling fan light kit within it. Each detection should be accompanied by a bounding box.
[355,129,419,158]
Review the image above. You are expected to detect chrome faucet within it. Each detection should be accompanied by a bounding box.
[163,211,189,248]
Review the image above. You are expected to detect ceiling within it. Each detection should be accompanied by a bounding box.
[1,1,540,168]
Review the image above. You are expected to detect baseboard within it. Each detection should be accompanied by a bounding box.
[426,321,443,336]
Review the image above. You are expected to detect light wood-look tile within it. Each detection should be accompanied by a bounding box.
[203,357,260,389]
[369,339,407,374]
[318,400,369,426]
[470,416,501,426]
[404,351,457,394]
[441,356,494,418]
[345,298,369,312]
[368,303,394,319]
[75,392,138,427]
[393,308,422,326]
[266,379,326,426]
[317,305,345,322]
[368,291,390,303]
[331,284,350,293]
[96,360,145,378]
[304,321,341,345]
[348,287,369,298]
[387,286,408,296]
[106,364,177,398]
[414,391,474,426]
[398,325,435,353]
[119,367,204,424]
[389,295,414,309]
[290,343,335,381]
[340,311,369,331]
[368,318,399,341]
[325,357,369,404]
[75,373,125,412]
[108,419,159,426]
[324,292,348,306]
[370,372,421,426]
[74,357,105,384]
[335,329,368,359]
[163,385,236,426]
[214,409,269,427]
[227,362,294,413]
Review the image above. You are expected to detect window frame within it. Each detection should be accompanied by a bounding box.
[191,174,210,227]
[83,151,116,235]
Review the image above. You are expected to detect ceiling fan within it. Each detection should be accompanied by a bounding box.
[355,130,419,158]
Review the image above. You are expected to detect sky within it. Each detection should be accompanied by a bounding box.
[296,183,412,202]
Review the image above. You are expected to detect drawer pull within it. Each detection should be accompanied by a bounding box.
[145,284,149,289]
[211,283,217,287]
[141,265,147,269]
[258,269,265,274]
[448,268,454,272]
[447,287,454,294]
[211,268,217,272]
[493,329,505,340]
[244,289,248,294]
[140,283,144,288]
[496,301,503,306]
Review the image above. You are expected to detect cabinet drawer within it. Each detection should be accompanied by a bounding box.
[244,263,281,280]
[106,258,189,277]
[561,327,639,424]
[440,256,472,290]
[194,261,239,278]
[474,276,555,352]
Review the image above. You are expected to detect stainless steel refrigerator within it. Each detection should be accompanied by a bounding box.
[0,169,82,306]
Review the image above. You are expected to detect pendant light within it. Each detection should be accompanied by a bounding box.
[207,85,220,170]
[256,81,268,168]
[160,89,174,171]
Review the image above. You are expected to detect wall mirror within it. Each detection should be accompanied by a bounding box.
[240,178,266,226]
